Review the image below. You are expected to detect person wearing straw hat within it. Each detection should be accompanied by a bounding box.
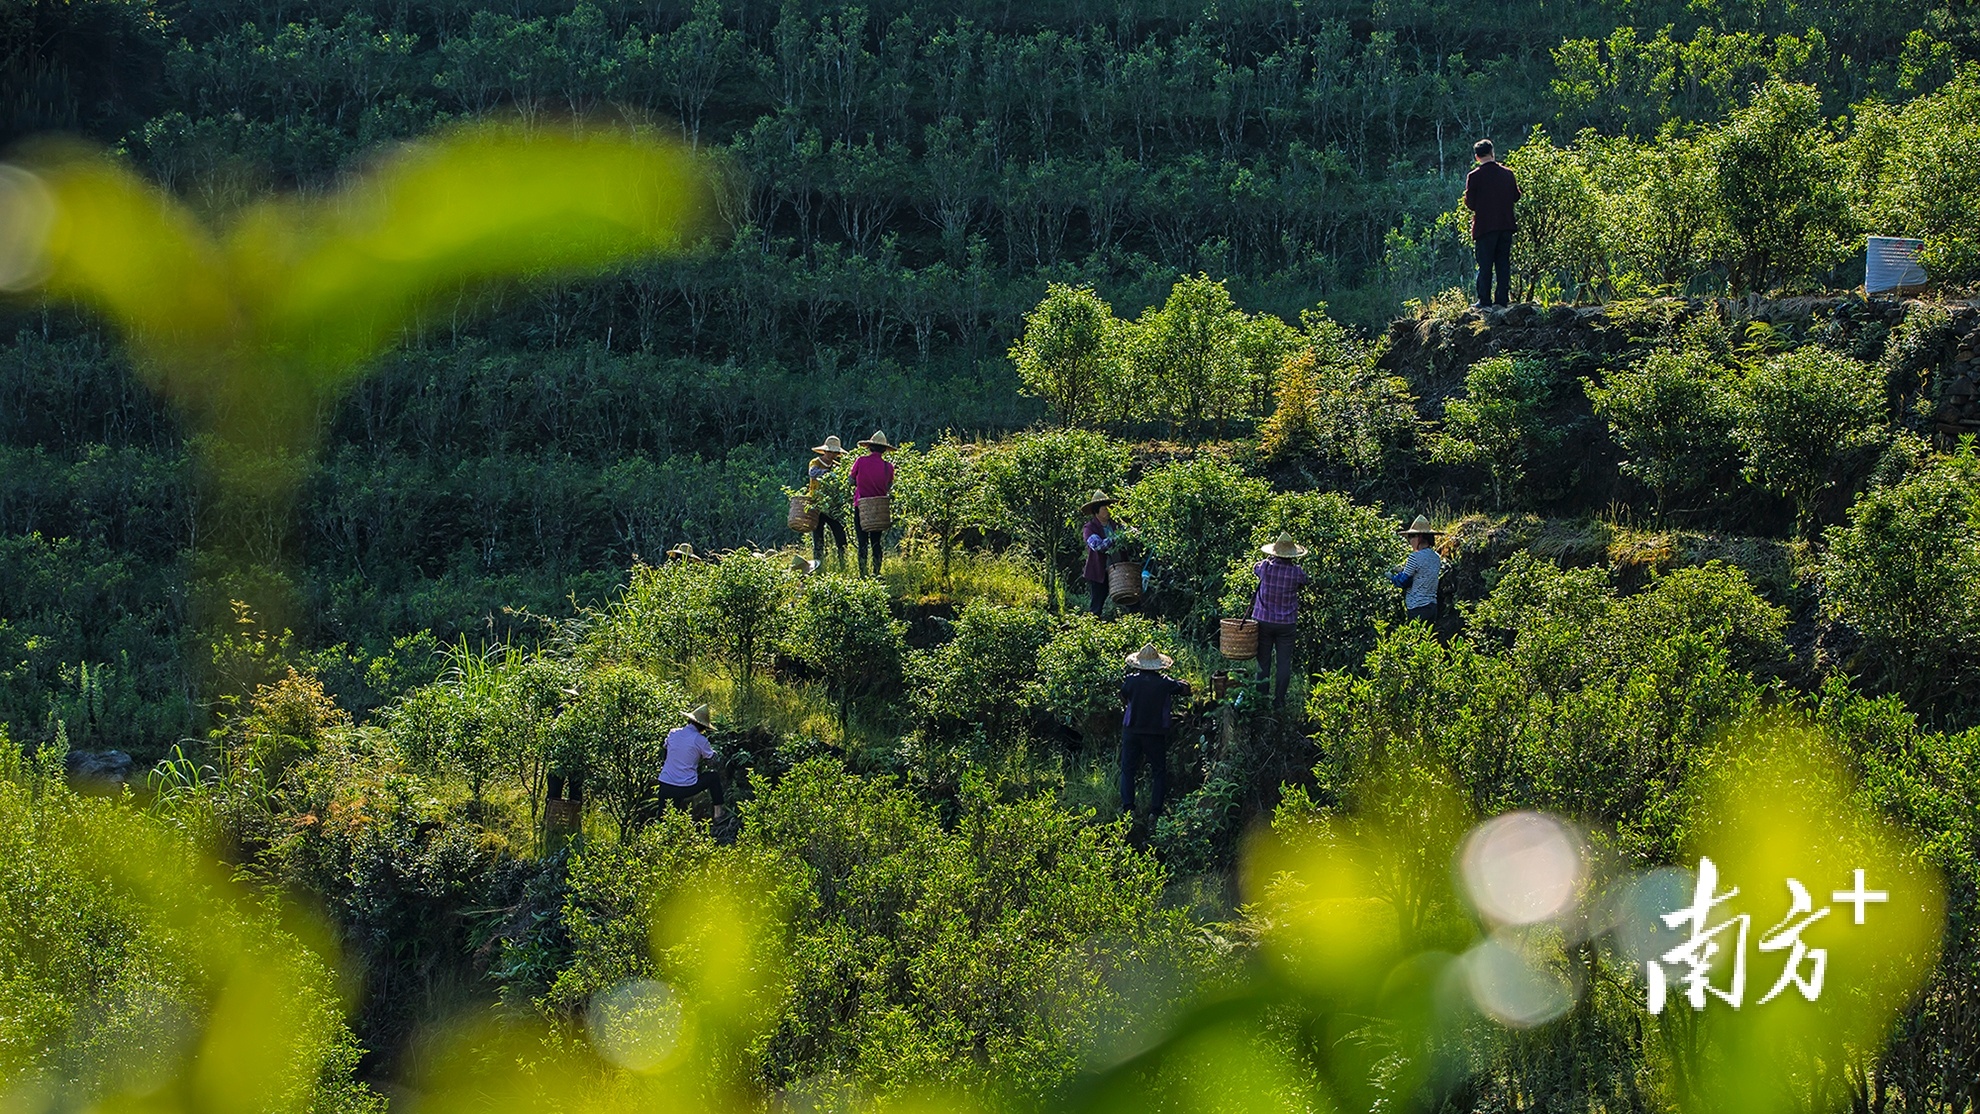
[850,430,897,577]
[1391,515,1443,623]
[1078,490,1121,619]
[1119,642,1190,819]
[1251,532,1311,709]
[656,704,727,820]
[806,434,851,568]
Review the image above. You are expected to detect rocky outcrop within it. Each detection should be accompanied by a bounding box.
[64,748,133,791]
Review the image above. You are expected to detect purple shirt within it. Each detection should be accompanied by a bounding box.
[1081,519,1116,582]
[850,454,894,503]
[1250,557,1309,624]
[660,724,713,786]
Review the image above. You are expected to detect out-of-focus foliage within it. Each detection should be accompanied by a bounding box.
[0,732,382,1114]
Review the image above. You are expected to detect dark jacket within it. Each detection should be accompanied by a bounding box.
[1464,160,1521,237]
[1121,669,1189,731]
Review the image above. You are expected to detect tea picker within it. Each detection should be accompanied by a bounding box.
[1248,532,1309,709]
[1120,642,1191,819]
[850,430,896,577]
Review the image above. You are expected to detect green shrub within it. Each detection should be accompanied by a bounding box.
[1218,491,1406,673]
[1428,355,1571,506]
[555,665,686,836]
[889,435,989,577]
[1706,80,1852,292]
[784,574,906,727]
[1010,283,1123,428]
[1823,446,1980,723]
[905,600,1055,750]
[707,551,798,687]
[1119,457,1273,632]
[1733,344,1889,532]
[1586,347,1741,517]
[979,429,1129,589]
[0,742,382,1114]
[1028,613,1168,737]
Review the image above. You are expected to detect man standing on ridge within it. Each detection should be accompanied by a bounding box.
[1464,138,1520,309]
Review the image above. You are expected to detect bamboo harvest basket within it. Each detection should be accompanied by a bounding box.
[1219,618,1259,660]
[545,798,581,834]
[1107,560,1142,603]
[857,495,893,533]
[788,494,818,532]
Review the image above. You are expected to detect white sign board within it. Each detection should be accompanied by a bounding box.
[1866,236,1927,294]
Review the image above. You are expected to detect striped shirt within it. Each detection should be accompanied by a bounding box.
[1250,558,1309,624]
[1401,548,1441,609]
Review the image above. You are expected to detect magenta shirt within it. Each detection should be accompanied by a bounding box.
[850,454,894,502]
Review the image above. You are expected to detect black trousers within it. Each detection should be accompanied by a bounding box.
[547,773,582,805]
[657,773,724,809]
[1085,577,1107,617]
[813,512,847,563]
[1255,620,1296,708]
[1475,229,1513,306]
[857,527,885,575]
[1406,602,1439,624]
[1120,731,1169,815]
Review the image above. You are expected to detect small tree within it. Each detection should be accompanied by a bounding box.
[785,574,906,729]
[892,435,988,579]
[1504,127,1604,301]
[1125,274,1252,437]
[1733,346,1888,533]
[1824,446,1980,718]
[1119,457,1274,632]
[707,551,797,689]
[1218,491,1406,672]
[1009,283,1122,428]
[556,665,683,837]
[905,600,1055,747]
[1586,348,1741,518]
[979,429,1129,604]
[488,653,572,834]
[1706,80,1851,292]
[1428,356,1567,507]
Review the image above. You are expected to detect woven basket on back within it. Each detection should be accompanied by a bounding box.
[1219,618,1259,660]
[1107,560,1142,603]
[788,494,818,532]
[857,495,893,533]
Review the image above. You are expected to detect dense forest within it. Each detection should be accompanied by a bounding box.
[6,0,1980,1110]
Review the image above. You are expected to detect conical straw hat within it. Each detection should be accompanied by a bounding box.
[1079,490,1116,516]
[858,429,896,450]
[1401,515,1440,537]
[1259,532,1309,559]
[1125,642,1174,671]
[812,435,847,455]
[686,704,713,729]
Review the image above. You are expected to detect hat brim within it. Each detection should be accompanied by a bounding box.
[1259,543,1310,558]
[1079,498,1115,515]
[687,711,713,729]
[1126,654,1174,671]
[1401,528,1442,537]
[858,440,895,451]
[812,444,845,455]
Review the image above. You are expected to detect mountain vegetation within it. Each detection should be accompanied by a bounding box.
[5,0,1980,1110]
